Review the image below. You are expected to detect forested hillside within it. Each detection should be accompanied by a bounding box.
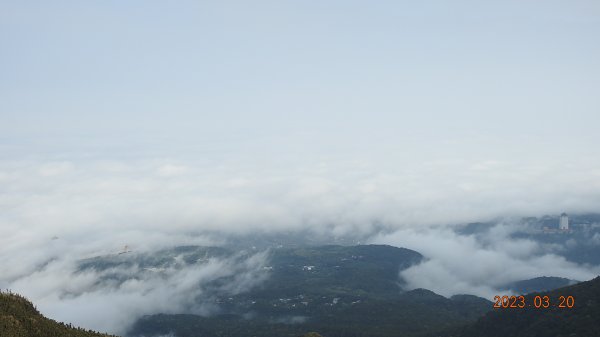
[128,245,491,337]
[441,276,600,337]
[0,291,116,337]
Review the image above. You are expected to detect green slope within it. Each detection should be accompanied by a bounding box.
[442,276,600,337]
[0,291,117,337]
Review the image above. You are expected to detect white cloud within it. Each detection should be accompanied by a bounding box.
[1,156,600,332]
[370,223,600,299]
[7,251,269,335]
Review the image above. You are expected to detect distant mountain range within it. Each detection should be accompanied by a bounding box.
[4,243,598,337]
[78,244,593,337]
[127,245,491,337]
[503,276,578,295]
[4,275,599,337]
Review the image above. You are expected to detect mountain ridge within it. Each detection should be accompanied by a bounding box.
[438,275,600,337]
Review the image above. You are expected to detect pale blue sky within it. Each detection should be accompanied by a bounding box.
[1,1,600,228]
[2,0,599,162]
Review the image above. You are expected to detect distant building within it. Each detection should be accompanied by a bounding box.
[559,213,569,230]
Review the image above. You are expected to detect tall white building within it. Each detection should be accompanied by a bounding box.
[559,213,569,230]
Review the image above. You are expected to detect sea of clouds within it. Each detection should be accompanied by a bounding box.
[2,156,600,334]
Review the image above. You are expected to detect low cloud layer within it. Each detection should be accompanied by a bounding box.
[370,222,600,298]
[1,156,600,333]
[6,250,269,335]
[2,156,600,240]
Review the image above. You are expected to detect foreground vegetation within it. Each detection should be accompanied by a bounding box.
[0,291,116,337]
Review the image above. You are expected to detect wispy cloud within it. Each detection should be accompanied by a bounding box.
[6,249,269,335]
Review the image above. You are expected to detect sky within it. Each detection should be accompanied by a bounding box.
[1,1,600,333]
[2,0,599,160]
[2,0,600,219]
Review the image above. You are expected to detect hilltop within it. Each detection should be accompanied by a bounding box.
[0,291,116,337]
[441,276,600,337]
